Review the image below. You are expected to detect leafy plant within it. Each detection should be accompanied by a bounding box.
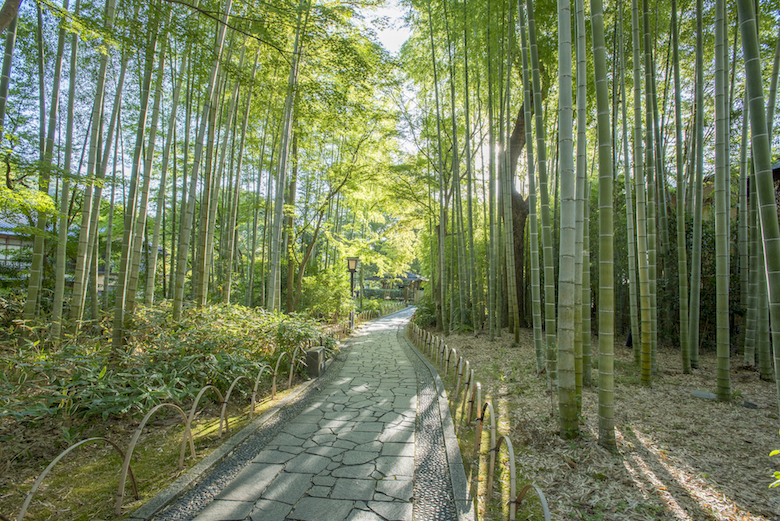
[0,303,335,426]
[413,293,437,328]
[299,268,354,321]
[770,433,780,488]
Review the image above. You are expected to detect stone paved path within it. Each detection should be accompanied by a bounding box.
[158,307,469,521]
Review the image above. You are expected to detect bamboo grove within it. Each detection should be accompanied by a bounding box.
[5,0,418,346]
[399,0,780,447]
[3,0,780,451]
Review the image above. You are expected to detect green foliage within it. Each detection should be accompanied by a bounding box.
[771,435,780,488]
[358,298,382,314]
[413,293,437,328]
[0,179,56,221]
[298,268,354,320]
[0,303,332,425]
[363,288,405,300]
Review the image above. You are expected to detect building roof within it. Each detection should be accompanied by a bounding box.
[364,271,428,283]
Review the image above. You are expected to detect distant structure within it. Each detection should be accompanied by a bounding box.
[364,271,427,303]
[0,219,32,288]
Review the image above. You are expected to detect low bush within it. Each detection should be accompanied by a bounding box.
[413,293,437,328]
[0,303,332,426]
[298,268,354,320]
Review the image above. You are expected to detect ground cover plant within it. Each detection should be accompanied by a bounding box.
[430,326,780,520]
[0,302,335,520]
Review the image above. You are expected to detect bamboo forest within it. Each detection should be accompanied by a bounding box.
[2,0,780,517]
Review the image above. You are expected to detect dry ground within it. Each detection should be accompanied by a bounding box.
[436,326,780,521]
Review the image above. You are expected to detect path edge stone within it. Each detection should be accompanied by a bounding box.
[126,378,319,521]
[398,325,476,521]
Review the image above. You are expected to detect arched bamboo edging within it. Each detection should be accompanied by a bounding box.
[416,329,553,520]
[444,348,456,379]
[515,483,552,521]
[272,347,301,399]
[272,352,288,398]
[116,403,193,515]
[221,375,253,433]
[474,400,497,481]
[17,437,138,521]
[467,372,479,424]
[458,368,474,427]
[454,356,464,398]
[250,365,272,416]
[288,346,301,389]
[188,385,227,437]
[487,435,517,520]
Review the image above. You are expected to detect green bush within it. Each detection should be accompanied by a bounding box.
[363,288,405,301]
[298,268,354,320]
[359,298,383,314]
[0,303,333,425]
[413,293,437,328]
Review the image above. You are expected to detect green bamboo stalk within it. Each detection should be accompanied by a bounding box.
[519,1,544,373]
[573,0,587,395]
[591,0,616,450]
[556,0,578,438]
[671,0,690,374]
[527,0,557,388]
[714,0,731,401]
[737,0,780,412]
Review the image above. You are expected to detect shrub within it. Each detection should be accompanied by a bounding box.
[359,298,382,314]
[0,303,333,425]
[299,268,354,320]
[413,293,437,328]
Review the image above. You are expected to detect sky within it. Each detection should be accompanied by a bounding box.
[365,2,412,56]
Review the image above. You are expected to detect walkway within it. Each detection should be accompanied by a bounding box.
[144,307,472,521]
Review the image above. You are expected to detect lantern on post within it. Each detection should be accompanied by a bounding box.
[347,257,359,331]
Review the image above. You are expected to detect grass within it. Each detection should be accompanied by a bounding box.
[7,384,302,521]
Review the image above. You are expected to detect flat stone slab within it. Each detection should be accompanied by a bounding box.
[261,472,313,504]
[252,450,296,465]
[287,498,354,521]
[332,462,376,479]
[346,510,385,521]
[284,453,331,474]
[368,500,413,521]
[381,442,415,457]
[342,450,380,465]
[331,478,377,501]
[248,499,292,521]
[376,478,413,501]
[216,463,282,501]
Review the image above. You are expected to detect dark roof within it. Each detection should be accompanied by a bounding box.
[365,271,428,283]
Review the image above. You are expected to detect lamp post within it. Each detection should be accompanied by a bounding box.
[347,257,359,331]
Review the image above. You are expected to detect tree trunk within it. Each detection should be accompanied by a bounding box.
[112,8,162,351]
[224,50,258,303]
[557,0,578,439]
[267,0,308,312]
[519,4,544,373]
[591,0,616,450]
[51,0,80,342]
[173,0,233,319]
[528,0,557,386]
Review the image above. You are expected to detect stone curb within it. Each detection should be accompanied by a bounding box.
[126,377,319,521]
[399,328,476,521]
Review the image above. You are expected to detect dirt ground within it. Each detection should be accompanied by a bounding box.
[436,326,780,521]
